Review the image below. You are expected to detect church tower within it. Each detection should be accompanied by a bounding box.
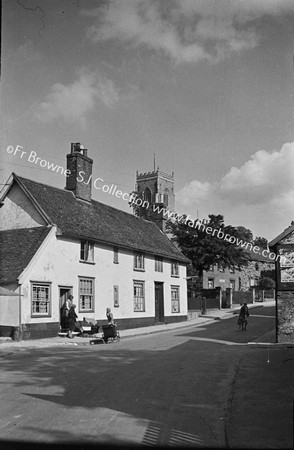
[135,167,175,232]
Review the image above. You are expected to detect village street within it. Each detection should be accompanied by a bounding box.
[0,305,293,449]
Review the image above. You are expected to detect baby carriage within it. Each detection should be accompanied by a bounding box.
[101,323,120,343]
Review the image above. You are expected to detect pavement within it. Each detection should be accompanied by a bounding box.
[0,300,276,349]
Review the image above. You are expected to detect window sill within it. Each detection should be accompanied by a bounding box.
[31,315,51,318]
[113,261,119,264]
[171,275,180,278]
[79,260,95,265]
[133,268,145,272]
[79,310,94,314]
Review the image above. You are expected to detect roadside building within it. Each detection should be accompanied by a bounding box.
[0,143,189,339]
[270,223,294,343]
[203,252,274,292]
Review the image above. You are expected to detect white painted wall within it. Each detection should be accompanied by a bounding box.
[18,228,187,326]
[0,295,19,326]
[0,184,46,230]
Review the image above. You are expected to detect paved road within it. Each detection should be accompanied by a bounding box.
[0,305,292,449]
[182,305,277,345]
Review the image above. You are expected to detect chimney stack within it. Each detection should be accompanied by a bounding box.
[65,142,93,202]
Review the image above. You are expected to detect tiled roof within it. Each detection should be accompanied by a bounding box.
[0,227,51,284]
[14,175,189,263]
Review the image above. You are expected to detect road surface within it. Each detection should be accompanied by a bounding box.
[0,305,292,449]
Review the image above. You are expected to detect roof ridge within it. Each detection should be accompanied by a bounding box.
[13,173,189,262]
[15,173,165,224]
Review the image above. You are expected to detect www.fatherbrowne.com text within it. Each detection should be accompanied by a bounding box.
[6,145,285,264]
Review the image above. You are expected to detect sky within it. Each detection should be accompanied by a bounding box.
[1,0,294,241]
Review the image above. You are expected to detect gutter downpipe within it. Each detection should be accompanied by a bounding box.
[18,285,22,341]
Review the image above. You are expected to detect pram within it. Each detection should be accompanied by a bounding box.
[101,323,120,343]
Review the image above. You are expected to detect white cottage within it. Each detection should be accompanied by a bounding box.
[0,144,189,339]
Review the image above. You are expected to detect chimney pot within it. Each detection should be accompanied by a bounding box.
[66,142,93,202]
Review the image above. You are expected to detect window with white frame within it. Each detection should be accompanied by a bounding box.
[171,261,179,277]
[208,278,214,289]
[31,283,51,317]
[134,252,145,271]
[79,277,94,311]
[113,246,119,264]
[230,279,236,290]
[171,286,180,313]
[133,281,145,311]
[155,256,163,272]
[80,240,94,262]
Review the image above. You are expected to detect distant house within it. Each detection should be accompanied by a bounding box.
[202,251,275,291]
[0,143,189,339]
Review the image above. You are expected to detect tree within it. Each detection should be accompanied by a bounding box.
[259,277,275,290]
[167,214,251,278]
[253,236,268,250]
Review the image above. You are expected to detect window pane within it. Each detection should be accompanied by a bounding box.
[32,284,50,316]
[134,281,144,311]
[79,278,94,310]
[80,241,94,262]
[171,261,179,276]
[134,253,144,270]
[155,257,163,272]
[171,286,180,313]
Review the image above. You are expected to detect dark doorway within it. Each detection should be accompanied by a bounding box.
[59,286,72,326]
[155,282,164,323]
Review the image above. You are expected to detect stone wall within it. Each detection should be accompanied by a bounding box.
[277,290,294,343]
[239,261,274,290]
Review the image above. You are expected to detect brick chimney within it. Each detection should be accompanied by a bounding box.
[65,143,93,202]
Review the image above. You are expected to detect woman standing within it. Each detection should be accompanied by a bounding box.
[68,304,78,338]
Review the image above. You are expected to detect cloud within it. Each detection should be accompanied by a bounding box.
[176,142,294,237]
[34,69,119,125]
[82,0,294,64]
[219,143,294,204]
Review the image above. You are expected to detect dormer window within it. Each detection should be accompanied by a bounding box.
[80,240,94,262]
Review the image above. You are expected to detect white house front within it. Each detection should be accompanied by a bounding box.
[0,143,189,339]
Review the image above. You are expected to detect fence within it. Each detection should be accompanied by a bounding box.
[188,289,221,311]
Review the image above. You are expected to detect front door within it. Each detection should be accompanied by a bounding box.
[155,282,164,323]
[59,287,72,326]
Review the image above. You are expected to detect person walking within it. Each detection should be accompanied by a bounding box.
[239,302,249,331]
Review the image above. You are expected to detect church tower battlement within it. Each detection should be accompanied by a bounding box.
[135,167,175,232]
